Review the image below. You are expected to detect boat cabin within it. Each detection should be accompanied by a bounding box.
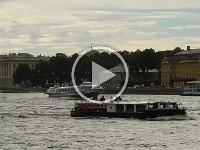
[74,101,179,113]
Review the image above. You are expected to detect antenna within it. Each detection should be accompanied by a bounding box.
[91,43,93,49]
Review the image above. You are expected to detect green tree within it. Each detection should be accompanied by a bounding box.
[139,48,157,72]
[13,64,32,87]
[31,60,51,87]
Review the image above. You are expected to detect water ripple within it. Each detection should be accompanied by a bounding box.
[1,93,200,149]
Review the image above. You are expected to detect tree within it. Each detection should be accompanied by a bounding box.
[13,64,32,87]
[129,49,142,72]
[139,48,157,72]
[31,60,51,87]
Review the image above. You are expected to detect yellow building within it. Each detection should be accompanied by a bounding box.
[161,46,200,88]
[0,53,49,88]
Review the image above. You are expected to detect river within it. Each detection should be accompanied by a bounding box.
[0,93,200,150]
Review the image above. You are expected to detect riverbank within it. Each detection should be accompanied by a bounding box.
[0,87,182,95]
[0,88,47,93]
[103,87,182,95]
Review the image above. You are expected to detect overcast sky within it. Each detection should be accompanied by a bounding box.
[0,0,200,56]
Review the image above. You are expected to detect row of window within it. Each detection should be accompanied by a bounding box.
[58,87,91,92]
[162,73,200,78]
[163,65,200,70]
[102,82,120,88]
[161,81,185,88]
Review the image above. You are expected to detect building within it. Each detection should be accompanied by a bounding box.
[129,69,160,87]
[161,46,200,88]
[0,53,49,88]
[100,64,160,88]
[101,64,126,88]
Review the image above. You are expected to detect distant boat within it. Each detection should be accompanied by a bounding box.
[70,101,186,119]
[45,82,103,99]
[181,81,200,96]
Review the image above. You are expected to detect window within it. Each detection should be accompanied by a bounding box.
[160,103,167,109]
[148,105,154,109]
[168,105,174,108]
[136,104,146,112]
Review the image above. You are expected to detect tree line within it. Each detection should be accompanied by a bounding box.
[13,47,183,87]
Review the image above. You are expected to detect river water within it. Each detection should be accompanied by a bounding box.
[0,93,200,150]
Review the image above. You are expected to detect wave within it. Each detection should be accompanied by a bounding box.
[0,112,70,118]
[146,114,196,121]
[186,106,200,111]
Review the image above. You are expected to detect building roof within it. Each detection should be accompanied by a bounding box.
[174,49,200,55]
[0,53,50,61]
[163,47,200,64]
[109,64,125,73]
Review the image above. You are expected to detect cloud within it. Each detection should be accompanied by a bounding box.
[170,25,200,30]
[0,0,200,56]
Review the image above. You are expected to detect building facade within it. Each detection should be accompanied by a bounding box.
[101,64,126,88]
[0,53,49,88]
[129,69,160,87]
[161,46,200,88]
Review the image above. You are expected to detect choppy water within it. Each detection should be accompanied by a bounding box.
[0,93,200,150]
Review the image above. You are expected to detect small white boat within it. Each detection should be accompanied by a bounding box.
[45,82,103,99]
[181,81,200,96]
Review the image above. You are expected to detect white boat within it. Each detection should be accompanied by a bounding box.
[181,81,200,96]
[45,82,103,99]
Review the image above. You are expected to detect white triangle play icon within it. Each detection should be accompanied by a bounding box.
[92,62,116,89]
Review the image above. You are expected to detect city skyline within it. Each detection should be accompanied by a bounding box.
[0,0,200,56]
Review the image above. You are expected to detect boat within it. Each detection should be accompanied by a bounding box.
[181,81,200,96]
[70,101,186,119]
[45,81,103,99]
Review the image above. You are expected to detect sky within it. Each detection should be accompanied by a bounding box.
[0,0,200,56]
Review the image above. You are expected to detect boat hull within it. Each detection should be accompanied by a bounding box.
[70,109,186,119]
[181,92,200,96]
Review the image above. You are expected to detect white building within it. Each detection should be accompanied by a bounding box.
[0,53,49,88]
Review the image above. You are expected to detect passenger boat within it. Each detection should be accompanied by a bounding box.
[70,101,186,119]
[45,82,103,99]
[181,81,200,96]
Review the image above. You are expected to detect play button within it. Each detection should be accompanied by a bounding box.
[71,46,129,103]
[92,62,116,89]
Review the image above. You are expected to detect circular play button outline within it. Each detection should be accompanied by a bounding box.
[71,46,129,104]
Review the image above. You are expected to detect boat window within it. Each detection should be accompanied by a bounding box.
[136,104,146,112]
[127,105,134,112]
[116,104,124,112]
[148,105,154,109]
[168,103,178,109]
[148,103,158,109]
[160,103,167,109]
